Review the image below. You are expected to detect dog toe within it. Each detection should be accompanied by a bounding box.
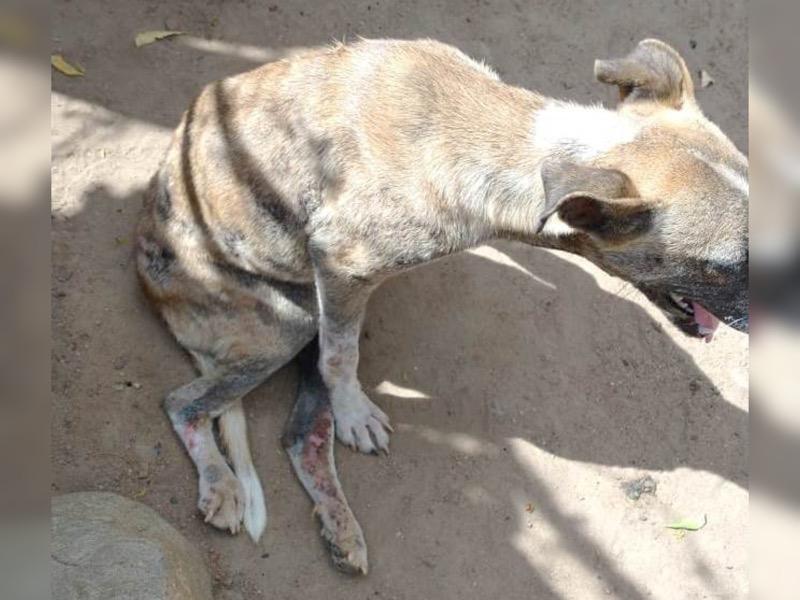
[369,420,390,452]
[198,464,245,534]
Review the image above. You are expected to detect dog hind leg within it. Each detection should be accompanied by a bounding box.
[164,361,279,534]
[282,339,369,574]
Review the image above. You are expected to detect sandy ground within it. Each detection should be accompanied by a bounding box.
[51,1,748,598]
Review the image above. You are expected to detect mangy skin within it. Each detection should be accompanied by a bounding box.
[136,38,748,573]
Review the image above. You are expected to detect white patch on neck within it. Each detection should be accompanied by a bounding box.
[533,101,638,160]
[539,211,577,238]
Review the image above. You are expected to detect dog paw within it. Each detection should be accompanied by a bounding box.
[198,463,245,534]
[327,531,369,575]
[318,507,369,575]
[331,388,392,454]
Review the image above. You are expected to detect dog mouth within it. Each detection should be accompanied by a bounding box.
[664,292,720,342]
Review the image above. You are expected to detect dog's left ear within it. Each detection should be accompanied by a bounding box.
[536,160,652,243]
[594,39,695,109]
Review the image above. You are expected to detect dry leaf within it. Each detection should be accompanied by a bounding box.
[134,30,185,48]
[51,54,84,77]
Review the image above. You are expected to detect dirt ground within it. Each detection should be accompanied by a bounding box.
[51,1,748,599]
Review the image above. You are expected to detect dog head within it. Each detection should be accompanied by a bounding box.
[536,39,748,341]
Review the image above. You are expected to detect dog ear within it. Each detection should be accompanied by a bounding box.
[594,39,695,109]
[536,160,652,243]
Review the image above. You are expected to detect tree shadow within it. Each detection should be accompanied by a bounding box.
[353,244,750,598]
[365,244,748,489]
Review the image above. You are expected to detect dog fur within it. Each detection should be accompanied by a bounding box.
[136,38,748,573]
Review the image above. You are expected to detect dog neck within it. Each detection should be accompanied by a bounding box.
[531,101,638,161]
[459,97,639,244]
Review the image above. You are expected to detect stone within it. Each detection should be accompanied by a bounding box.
[623,475,658,501]
[51,492,212,600]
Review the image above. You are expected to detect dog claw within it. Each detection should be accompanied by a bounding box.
[197,463,245,534]
[333,390,392,455]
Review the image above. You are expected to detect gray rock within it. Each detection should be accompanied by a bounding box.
[52,492,212,600]
[622,475,658,501]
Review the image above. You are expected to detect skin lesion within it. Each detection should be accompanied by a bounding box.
[182,423,199,454]
[318,352,343,387]
[203,463,224,484]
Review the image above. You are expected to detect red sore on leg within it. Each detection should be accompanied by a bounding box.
[301,414,338,496]
[183,423,200,457]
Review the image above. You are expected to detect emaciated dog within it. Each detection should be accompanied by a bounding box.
[137,38,748,574]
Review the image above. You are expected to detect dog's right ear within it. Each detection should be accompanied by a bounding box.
[594,39,695,109]
[536,160,652,243]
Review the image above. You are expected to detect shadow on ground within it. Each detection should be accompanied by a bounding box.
[54,180,748,599]
[52,1,752,597]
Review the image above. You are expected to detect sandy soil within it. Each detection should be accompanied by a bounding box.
[52,1,748,598]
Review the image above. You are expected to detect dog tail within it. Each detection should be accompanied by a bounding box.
[219,400,267,542]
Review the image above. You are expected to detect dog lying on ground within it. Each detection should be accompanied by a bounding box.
[136,38,748,574]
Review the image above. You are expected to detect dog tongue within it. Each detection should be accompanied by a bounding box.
[691,301,720,342]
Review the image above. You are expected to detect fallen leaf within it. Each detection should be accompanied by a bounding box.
[51,54,84,77]
[134,30,185,47]
[666,515,707,531]
[525,503,535,513]
[699,69,715,88]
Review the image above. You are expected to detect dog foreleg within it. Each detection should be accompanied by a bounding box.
[282,340,369,574]
[313,270,392,453]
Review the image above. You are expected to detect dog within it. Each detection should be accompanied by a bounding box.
[136,38,748,574]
